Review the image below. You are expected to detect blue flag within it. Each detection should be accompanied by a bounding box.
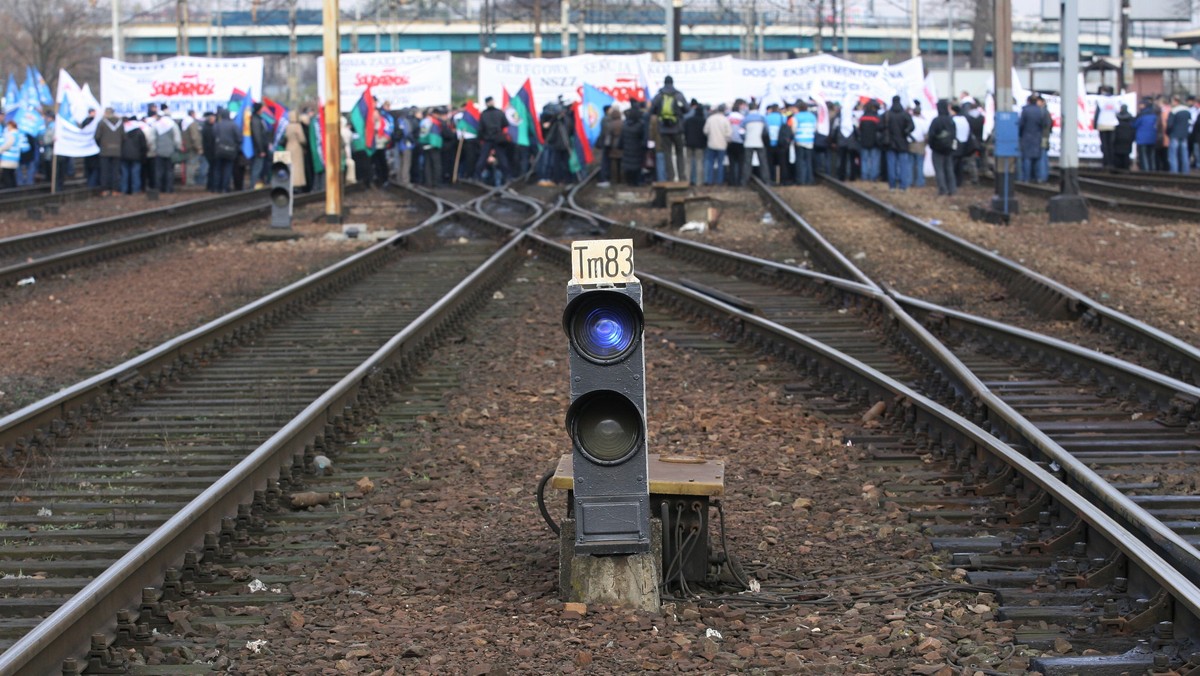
[231,87,255,159]
[4,74,18,115]
[58,93,74,128]
[21,68,38,109]
[16,68,45,137]
[31,66,53,107]
[581,83,615,146]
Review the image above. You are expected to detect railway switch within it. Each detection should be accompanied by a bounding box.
[269,160,293,229]
[562,238,651,555]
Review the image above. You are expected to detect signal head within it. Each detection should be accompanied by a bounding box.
[567,390,644,465]
[563,290,643,364]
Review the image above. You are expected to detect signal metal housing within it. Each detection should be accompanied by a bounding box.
[269,160,293,229]
[564,280,651,556]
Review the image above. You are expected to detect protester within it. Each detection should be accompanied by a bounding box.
[183,110,204,187]
[152,109,182,192]
[419,107,444,187]
[476,96,510,186]
[726,99,746,186]
[120,116,148,194]
[883,95,914,191]
[927,99,957,197]
[1166,95,1191,174]
[1133,98,1160,172]
[1018,94,1045,182]
[284,112,308,191]
[0,120,25,189]
[79,108,100,187]
[741,101,767,185]
[94,107,124,196]
[833,103,859,181]
[212,107,239,193]
[649,75,688,182]
[1093,85,1120,170]
[619,106,647,186]
[1113,104,1134,171]
[908,101,928,188]
[1036,96,1052,182]
[792,101,817,185]
[702,103,732,186]
[683,100,706,186]
[597,105,622,187]
[857,102,882,181]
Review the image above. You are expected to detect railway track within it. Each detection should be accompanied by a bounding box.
[0,186,95,216]
[3,174,1199,673]
[1076,167,1200,193]
[0,187,387,289]
[984,173,1200,221]
[814,173,1200,387]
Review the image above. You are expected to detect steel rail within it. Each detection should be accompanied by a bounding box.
[557,181,1200,580]
[983,173,1200,220]
[0,220,525,676]
[0,187,96,214]
[0,185,441,461]
[526,227,1200,624]
[817,173,1200,385]
[0,189,265,265]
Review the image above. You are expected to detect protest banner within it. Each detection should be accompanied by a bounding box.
[100,56,263,118]
[478,54,653,110]
[317,51,451,110]
[53,69,101,158]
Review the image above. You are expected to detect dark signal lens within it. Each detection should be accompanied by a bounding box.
[565,293,642,363]
[568,392,643,464]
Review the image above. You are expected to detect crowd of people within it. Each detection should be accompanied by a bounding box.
[3,82,1197,196]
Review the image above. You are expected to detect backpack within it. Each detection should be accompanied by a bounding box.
[929,122,955,154]
[660,95,678,126]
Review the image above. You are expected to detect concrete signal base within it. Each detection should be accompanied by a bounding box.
[559,518,662,612]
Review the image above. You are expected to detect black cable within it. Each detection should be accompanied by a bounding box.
[536,468,559,535]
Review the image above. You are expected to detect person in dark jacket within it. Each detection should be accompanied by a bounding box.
[597,105,623,187]
[249,103,271,188]
[1132,99,1160,172]
[201,111,217,191]
[649,75,687,182]
[119,118,147,194]
[1112,105,1135,171]
[857,102,882,181]
[1017,95,1045,182]
[619,107,648,186]
[683,100,706,186]
[882,95,914,190]
[927,99,957,196]
[93,107,125,196]
[1166,96,1191,174]
[212,107,240,193]
[475,96,511,185]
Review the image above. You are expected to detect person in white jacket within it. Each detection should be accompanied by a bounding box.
[701,105,732,186]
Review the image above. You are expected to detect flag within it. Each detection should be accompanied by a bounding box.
[4,74,18,115]
[348,86,377,155]
[580,83,614,146]
[377,103,393,143]
[458,100,481,137]
[16,69,46,137]
[502,87,525,146]
[1076,73,1090,132]
[812,91,830,136]
[515,79,542,146]
[569,102,593,175]
[230,87,255,159]
[53,68,101,158]
[261,96,289,149]
[310,106,326,174]
[31,66,53,107]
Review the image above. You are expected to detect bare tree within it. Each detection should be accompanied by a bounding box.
[0,0,104,92]
[967,0,992,68]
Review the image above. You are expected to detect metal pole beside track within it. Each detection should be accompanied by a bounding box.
[323,0,343,225]
[1049,0,1089,222]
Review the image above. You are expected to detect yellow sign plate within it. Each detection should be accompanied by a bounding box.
[570,239,635,285]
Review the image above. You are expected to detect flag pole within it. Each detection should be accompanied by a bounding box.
[452,137,462,184]
[50,148,58,195]
[322,0,342,224]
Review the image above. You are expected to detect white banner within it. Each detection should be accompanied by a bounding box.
[728,55,927,109]
[478,54,653,110]
[54,69,101,158]
[317,51,451,111]
[642,56,735,110]
[100,56,263,118]
[1043,92,1137,158]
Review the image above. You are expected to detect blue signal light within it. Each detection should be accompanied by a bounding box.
[565,292,643,364]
